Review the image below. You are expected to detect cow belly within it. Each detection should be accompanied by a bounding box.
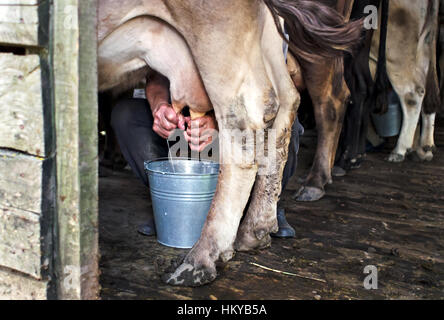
[98,17,212,113]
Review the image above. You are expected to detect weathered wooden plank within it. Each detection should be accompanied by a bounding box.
[0,0,54,300]
[0,1,39,4]
[0,53,45,157]
[53,0,82,300]
[0,1,40,46]
[0,206,42,278]
[53,0,99,300]
[78,0,100,300]
[0,150,42,214]
[0,268,48,300]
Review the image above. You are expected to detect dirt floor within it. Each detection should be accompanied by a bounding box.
[99,120,444,300]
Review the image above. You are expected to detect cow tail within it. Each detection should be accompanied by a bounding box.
[423,0,441,114]
[263,0,364,64]
[424,58,442,114]
[371,0,391,114]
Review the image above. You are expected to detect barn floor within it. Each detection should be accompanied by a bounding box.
[99,119,444,300]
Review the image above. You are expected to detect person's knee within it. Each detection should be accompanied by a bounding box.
[111,99,147,132]
[111,99,133,131]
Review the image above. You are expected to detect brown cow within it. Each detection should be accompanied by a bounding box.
[288,0,357,201]
[98,0,361,286]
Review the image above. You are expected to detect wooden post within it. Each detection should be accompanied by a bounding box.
[52,0,99,300]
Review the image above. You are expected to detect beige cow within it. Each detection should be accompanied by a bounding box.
[370,0,440,162]
[98,0,361,286]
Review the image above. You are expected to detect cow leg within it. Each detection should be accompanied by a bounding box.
[163,84,298,284]
[163,158,258,286]
[163,81,276,286]
[417,42,440,161]
[416,111,436,161]
[235,106,297,252]
[388,86,425,162]
[295,60,349,201]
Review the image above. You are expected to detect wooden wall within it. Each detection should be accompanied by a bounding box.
[0,0,54,300]
[0,0,99,300]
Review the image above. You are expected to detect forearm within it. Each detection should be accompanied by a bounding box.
[146,72,170,114]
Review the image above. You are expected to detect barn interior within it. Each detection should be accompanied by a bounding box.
[98,92,444,300]
[2,0,444,302]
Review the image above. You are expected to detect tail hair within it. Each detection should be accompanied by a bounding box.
[423,0,441,114]
[370,0,391,114]
[423,62,441,114]
[263,0,364,64]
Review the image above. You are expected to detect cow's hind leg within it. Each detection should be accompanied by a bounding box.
[416,111,436,161]
[295,59,349,202]
[416,57,440,161]
[235,102,298,252]
[163,162,258,286]
[388,85,425,162]
[163,96,266,286]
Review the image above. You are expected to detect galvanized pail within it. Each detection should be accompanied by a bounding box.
[145,159,219,249]
[371,90,403,138]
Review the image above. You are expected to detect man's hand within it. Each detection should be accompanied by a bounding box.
[152,103,186,139]
[184,113,218,152]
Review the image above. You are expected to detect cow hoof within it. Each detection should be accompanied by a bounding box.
[387,153,405,163]
[406,148,433,162]
[163,262,217,287]
[155,254,187,275]
[423,152,434,162]
[420,146,435,162]
[219,249,235,263]
[415,149,434,162]
[332,166,347,177]
[293,186,325,202]
[235,232,272,252]
[423,145,437,153]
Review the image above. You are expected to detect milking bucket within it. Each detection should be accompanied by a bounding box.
[145,159,219,249]
[371,90,402,138]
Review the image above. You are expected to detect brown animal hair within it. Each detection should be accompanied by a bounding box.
[422,0,441,114]
[263,0,364,63]
[369,0,390,114]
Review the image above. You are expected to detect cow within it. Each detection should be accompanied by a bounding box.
[334,0,390,174]
[336,0,440,175]
[289,0,394,200]
[439,0,444,109]
[97,0,362,286]
[380,0,440,163]
[286,0,360,201]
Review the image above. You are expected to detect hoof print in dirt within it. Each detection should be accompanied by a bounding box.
[293,186,325,202]
[162,263,217,287]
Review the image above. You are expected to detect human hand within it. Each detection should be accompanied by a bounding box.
[184,113,218,152]
[152,103,186,139]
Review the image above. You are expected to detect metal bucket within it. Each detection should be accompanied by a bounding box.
[145,158,219,249]
[371,90,403,138]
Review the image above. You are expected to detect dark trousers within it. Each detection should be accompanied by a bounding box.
[111,98,303,197]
